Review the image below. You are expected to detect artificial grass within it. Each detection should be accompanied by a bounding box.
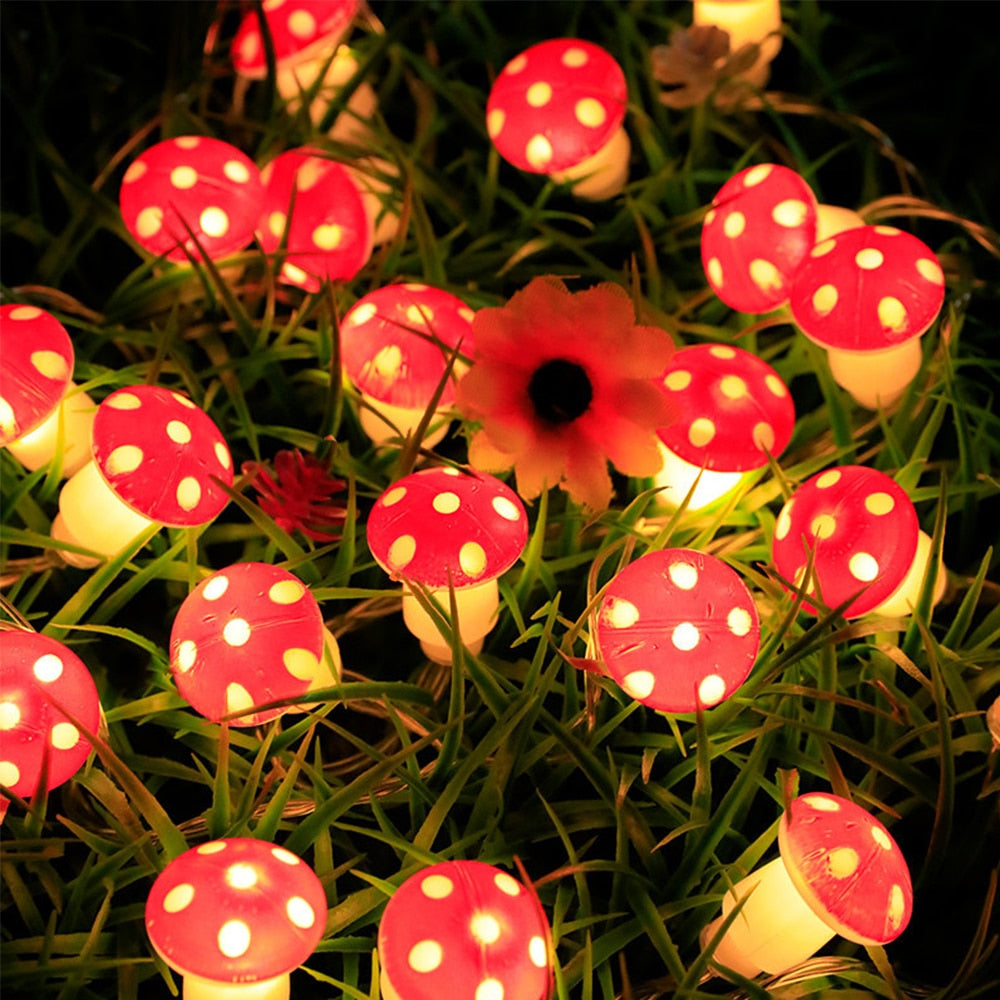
[2,2,999,998]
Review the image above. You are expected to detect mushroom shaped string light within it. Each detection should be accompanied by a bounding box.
[789,225,946,409]
[52,385,233,569]
[486,38,631,200]
[0,304,95,477]
[145,838,327,1000]
[367,467,528,664]
[119,136,263,263]
[653,343,794,510]
[701,163,818,315]
[341,284,476,448]
[169,562,341,726]
[377,860,553,1000]
[257,148,374,292]
[0,630,101,821]
[692,0,783,88]
[771,465,946,619]
[595,548,760,713]
[701,791,913,979]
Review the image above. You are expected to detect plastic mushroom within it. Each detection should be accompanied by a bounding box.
[377,860,553,1000]
[815,204,865,242]
[340,284,476,448]
[486,38,631,200]
[771,465,946,619]
[789,224,946,409]
[654,343,795,510]
[51,385,233,569]
[367,467,528,663]
[701,163,818,315]
[0,304,95,477]
[257,148,374,291]
[701,791,913,979]
[119,136,264,263]
[595,547,760,713]
[145,837,327,1000]
[0,630,101,821]
[692,0,783,88]
[169,562,341,726]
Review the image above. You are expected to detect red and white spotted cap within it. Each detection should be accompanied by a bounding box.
[486,38,627,175]
[771,465,919,618]
[169,563,325,726]
[145,838,326,987]
[778,792,913,946]
[0,631,101,811]
[0,304,74,446]
[119,136,263,263]
[231,0,359,79]
[788,225,946,351]
[367,467,528,590]
[596,547,760,713]
[701,163,818,314]
[341,284,476,408]
[257,148,374,291]
[377,860,552,1000]
[656,343,794,471]
[92,385,233,527]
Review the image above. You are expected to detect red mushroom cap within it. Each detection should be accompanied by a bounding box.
[0,305,75,446]
[367,467,528,590]
[169,563,326,726]
[257,148,373,291]
[788,225,946,351]
[778,792,913,946]
[232,0,359,79]
[486,38,627,175]
[656,343,795,471]
[377,860,552,1000]
[0,631,101,800]
[771,465,920,618]
[596,547,760,713]
[341,284,476,408]
[92,385,233,526]
[119,136,264,263]
[145,838,327,985]
[701,163,818,314]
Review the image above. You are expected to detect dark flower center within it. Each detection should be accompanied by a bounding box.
[527,359,593,425]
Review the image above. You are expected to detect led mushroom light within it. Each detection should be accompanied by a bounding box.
[341,284,476,448]
[52,385,233,568]
[789,224,946,408]
[145,837,327,1000]
[772,465,946,619]
[486,38,631,200]
[654,343,795,510]
[119,136,263,263]
[701,163,818,315]
[701,791,913,979]
[692,0,783,88]
[0,304,95,476]
[170,562,341,726]
[596,547,760,713]
[377,860,553,1000]
[257,147,374,291]
[0,630,101,821]
[367,467,528,663]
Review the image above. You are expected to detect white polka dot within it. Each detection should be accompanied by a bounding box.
[163,883,195,913]
[287,896,316,929]
[269,579,305,604]
[723,212,745,239]
[916,258,944,284]
[856,248,884,270]
[123,161,147,184]
[223,618,251,646]
[850,552,879,582]
[887,884,906,928]
[268,211,287,238]
[562,47,588,67]
[203,575,229,601]
[604,597,639,628]
[470,912,502,944]
[826,847,860,878]
[288,9,316,37]
[382,486,407,507]
[505,54,527,74]
[709,345,737,360]
[225,683,254,716]
[166,420,191,444]
[664,370,692,392]
[752,422,775,451]
[492,496,521,521]
[698,674,727,706]
[878,296,908,332]
[218,919,251,958]
[623,671,655,700]
[772,199,808,227]
[575,97,606,127]
[816,470,841,489]
[672,622,700,651]
[388,534,416,570]
[459,541,487,577]
[529,935,548,967]
[749,258,783,293]
[30,350,69,381]
[176,640,197,672]
[811,238,836,258]
[526,81,552,107]
[283,648,319,681]
[719,375,747,399]
[743,164,772,187]
[107,392,141,410]
[0,703,21,730]
[707,257,723,289]
[272,847,300,865]
[812,284,838,316]
[200,207,229,239]
[50,722,79,750]
[476,979,504,1000]
[872,826,892,849]
[727,607,753,637]
[494,872,521,896]
[0,761,21,786]
[866,492,895,516]
[807,795,841,812]
[487,108,505,138]
[775,503,793,540]
[421,874,454,899]
[810,514,837,539]
[765,374,787,397]
[175,137,200,150]
[404,304,433,327]
[408,939,443,973]
[176,476,202,511]
[312,224,342,250]
[197,841,227,854]
[105,445,144,475]
[668,562,698,590]
[226,863,257,889]
[688,417,715,448]
[170,166,197,189]
[223,160,250,184]
[525,134,553,169]
[33,654,64,683]
[432,491,461,514]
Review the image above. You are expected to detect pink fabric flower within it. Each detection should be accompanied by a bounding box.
[455,278,676,510]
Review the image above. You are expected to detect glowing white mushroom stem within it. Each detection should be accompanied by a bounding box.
[871,529,946,617]
[653,443,745,511]
[181,973,291,1000]
[701,855,837,978]
[550,127,631,201]
[402,578,499,664]
[824,338,923,410]
[692,0,783,88]
[5,383,95,477]
[358,397,451,451]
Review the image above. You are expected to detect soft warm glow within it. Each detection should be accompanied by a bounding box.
[815,204,865,241]
[5,383,95,477]
[358,395,451,450]
[550,126,631,200]
[401,578,500,664]
[825,337,923,409]
[182,971,290,999]
[871,529,946,617]
[692,0,783,86]
[701,855,836,977]
[653,442,745,511]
